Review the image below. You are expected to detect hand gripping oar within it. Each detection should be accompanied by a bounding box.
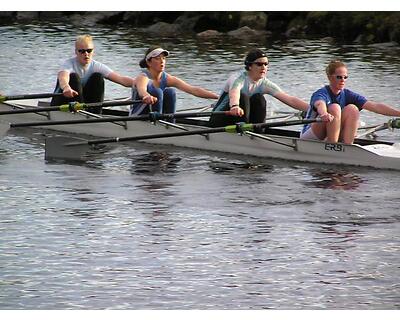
[44,118,320,161]
[0,99,140,116]
[0,92,63,103]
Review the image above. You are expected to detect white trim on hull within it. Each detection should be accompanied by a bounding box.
[2,100,400,170]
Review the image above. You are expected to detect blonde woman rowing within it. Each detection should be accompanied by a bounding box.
[51,34,135,113]
[301,60,400,144]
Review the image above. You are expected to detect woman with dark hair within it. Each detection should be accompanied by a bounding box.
[130,46,218,116]
[209,48,308,127]
[301,60,400,144]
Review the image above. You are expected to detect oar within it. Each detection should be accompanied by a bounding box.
[0,92,63,103]
[178,104,214,112]
[6,110,231,129]
[44,118,320,160]
[0,99,140,116]
[356,123,388,138]
[356,118,400,138]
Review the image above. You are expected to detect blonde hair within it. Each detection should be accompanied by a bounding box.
[75,35,93,47]
[326,60,347,76]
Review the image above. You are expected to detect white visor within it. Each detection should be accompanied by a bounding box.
[145,48,169,60]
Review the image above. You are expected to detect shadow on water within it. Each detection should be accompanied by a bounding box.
[130,151,181,175]
[44,144,114,170]
[209,159,274,174]
[302,168,365,190]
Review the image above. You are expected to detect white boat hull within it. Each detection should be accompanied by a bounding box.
[2,100,400,170]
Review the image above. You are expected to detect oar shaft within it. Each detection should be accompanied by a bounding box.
[256,118,317,129]
[44,118,322,160]
[10,111,229,128]
[73,118,320,146]
[83,127,227,145]
[0,105,69,115]
[0,99,139,116]
[0,92,63,102]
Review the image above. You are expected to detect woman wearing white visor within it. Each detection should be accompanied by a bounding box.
[131,46,218,117]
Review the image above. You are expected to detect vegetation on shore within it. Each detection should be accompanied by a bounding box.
[1,11,399,44]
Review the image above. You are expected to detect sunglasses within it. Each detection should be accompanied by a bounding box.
[78,48,93,54]
[253,62,269,67]
[335,75,348,80]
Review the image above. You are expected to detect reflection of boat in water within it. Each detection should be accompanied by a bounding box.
[303,169,364,190]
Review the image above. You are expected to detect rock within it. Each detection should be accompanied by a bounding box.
[239,12,267,30]
[123,12,180,26]
[191,12,241,33]
[142,22,182,37]
[321,36,335,43]
[284,25,306,38]
[0,11,16,24]
[93,12,125,24]
[16,12,40,21]
[174,13,203,32]
[38,12,67,20]
[227,26,269,39]
[196,29,223,39]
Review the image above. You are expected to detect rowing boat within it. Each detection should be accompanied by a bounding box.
[1,99,400,170]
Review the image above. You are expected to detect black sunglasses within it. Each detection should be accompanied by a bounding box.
[336,75,348,80]
[78,48,93,54]
[253,62,269,67]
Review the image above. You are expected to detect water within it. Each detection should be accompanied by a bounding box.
[1,22,400,310]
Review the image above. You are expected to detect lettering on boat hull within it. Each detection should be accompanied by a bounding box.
[324,143,345,152]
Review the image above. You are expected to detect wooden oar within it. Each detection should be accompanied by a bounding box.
[44,118,320,161]
[0,92,63,103]
[0,99,140,116]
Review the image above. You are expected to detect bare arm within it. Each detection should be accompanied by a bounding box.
[313,99,334,122]
[228,87,244,116]
[363,101,400,117]
[274,91,309,112]
[168,75,219,99]
[107,71,136,87]
[58,71,78,98]
[135,74,157,105]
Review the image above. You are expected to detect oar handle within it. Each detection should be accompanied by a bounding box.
[0,92,63,102]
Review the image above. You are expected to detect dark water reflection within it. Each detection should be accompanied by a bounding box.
[303,168,365,190]
[1,23,400,310]
[130,151,182,174]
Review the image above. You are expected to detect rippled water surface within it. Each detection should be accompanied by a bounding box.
[1,22,400,310]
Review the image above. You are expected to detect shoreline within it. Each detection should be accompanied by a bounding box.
[1,11,399,45]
